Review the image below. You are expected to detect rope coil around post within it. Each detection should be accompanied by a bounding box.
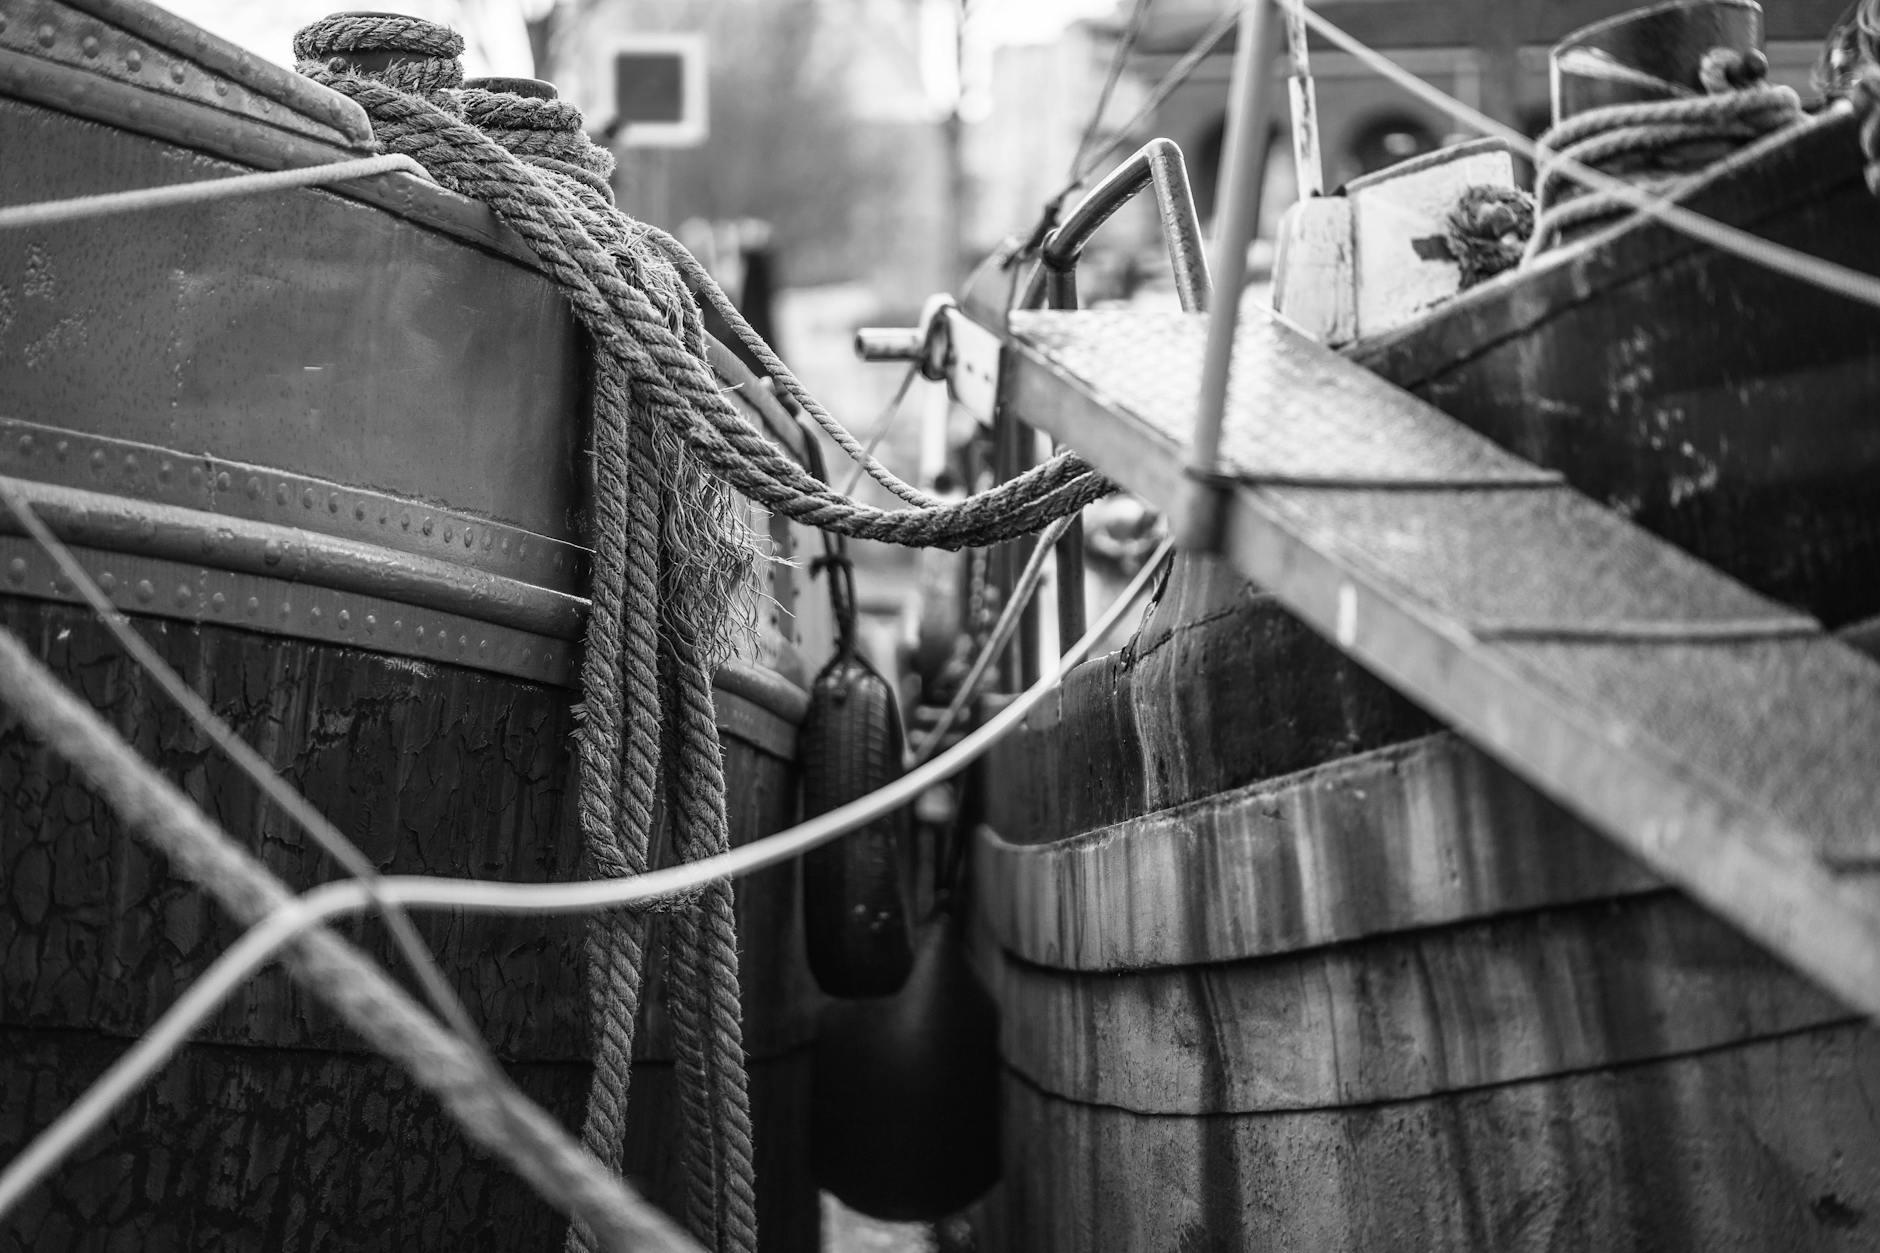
[1525,57,1803,259]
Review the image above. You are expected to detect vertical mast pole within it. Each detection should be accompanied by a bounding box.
[1177,0,1282,551]
[1285,0,1323,199]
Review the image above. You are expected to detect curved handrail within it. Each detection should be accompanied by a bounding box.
[1023,138,1212,312]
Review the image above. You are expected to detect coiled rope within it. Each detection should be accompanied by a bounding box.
[455,74,760,1253]
[293,18,766,1249]
[1525,48,1804,258]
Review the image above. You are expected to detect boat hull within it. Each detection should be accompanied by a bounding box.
[971,560,1880,1251]
[0,601,820,1252]
[1353,109,1880,629]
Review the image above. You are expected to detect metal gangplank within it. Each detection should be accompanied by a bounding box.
[930,298,1880,1020]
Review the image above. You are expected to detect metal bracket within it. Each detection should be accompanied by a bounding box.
[852,298,1004,426]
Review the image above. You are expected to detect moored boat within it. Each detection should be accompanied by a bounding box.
[0,3,833,1247]
[948,2,1880,1248]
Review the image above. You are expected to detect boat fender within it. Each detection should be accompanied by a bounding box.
[810,914,1001,1221]
[799,600,918,998]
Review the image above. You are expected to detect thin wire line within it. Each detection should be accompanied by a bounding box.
[1071,6,1241,188]
[0,538,1175,1220]
[0,477,494,1067]
[0,154,429,231]
[1070,0,1157,184]
[839,362,921,498]
[910,514,1074,766]
[1290,1,1880,313]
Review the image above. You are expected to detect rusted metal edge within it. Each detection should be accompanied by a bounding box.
[0,477,584,639]
[0,417,588,594]
[0,47,550,273]
[0,533,575,685]
[995,307,1880,1019]
[714,660,807,761]
[1,537,810,747]
[57,0,374,142]
[2,0,370,147]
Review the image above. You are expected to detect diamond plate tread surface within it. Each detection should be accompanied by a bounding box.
[995,303,1880,1012]
[1276,489,1814,635]
[1506,640,1880,865]
[1009,310,1561,487]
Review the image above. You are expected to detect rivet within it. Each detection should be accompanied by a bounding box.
[326,492,339,514]
[213,79,229,97]
[6,558,26,585]
[211,592,227,612]
[279,601,292,619]
[169,61,185,84]
[125,48,141,72]
[35,23,54,48]
[261,539,282,566]
[401,512,411,530]
[54,440,68,461]
[521,648,532,663]
[245,476,262,500]
[353,503,366,521]
[173,584,191,607]
[188,465,204,488]
[90,450,106,475]
[96,571,115,593]
[309,607,322,624]
[337,609,350,629]
[364,614,377,634]
[457,634,468,651]
[482,532,493,550]
[216,471,231,491]
[122,453,137,477]
[443,524,453,542]
[422,517,434,536]
[500,536,511,553]
[274,484,288,506]
[477,638,488,656]
[135,579,155,603]
[157,460,172,483]
[392,618,404,635]
[464,529,474,549]
[517,542,528,559]
[17,433,33,456]
[414,624,426,641]
[301,488,315,509]
[245,596,260,616]
[81,34,100,58]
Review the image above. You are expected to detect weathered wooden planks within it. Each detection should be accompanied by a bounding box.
[0,602,822,1251]
[977,732,1657,972]
[981,1023,1880,1253]
[982,557,1434,850]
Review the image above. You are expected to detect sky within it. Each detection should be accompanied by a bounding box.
[161,0,1117,79]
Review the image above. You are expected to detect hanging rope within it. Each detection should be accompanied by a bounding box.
[1525,50,1804,258]
[457,79,763,1253]
[291,27,765,1250]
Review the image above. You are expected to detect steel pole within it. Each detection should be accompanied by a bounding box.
[1176,0,1282,552]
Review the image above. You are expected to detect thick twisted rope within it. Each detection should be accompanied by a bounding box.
[1444,184,1534,289]
[1526,52,1803,258]
[457,85,764,1246]
[310,32,769,1247]
[301,68,1106,548]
